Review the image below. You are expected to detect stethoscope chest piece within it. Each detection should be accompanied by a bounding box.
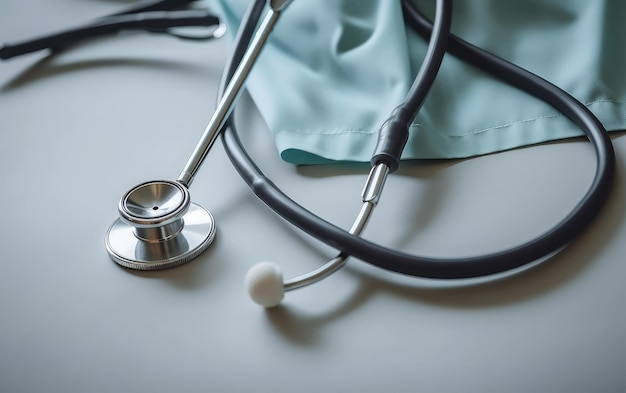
[105,180,216,270]
[103,0,291,274]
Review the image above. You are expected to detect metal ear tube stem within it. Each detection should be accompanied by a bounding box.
[245,163,389,307]
[177,6,284,187]
[282,163,390,291]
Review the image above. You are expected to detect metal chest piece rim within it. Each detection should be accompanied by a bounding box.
[105,180,216,270]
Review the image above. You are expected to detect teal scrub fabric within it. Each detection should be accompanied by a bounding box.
[207,0,626,164]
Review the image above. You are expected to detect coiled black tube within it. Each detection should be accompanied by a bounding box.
[220,0,615,279]
[0,0,218,60]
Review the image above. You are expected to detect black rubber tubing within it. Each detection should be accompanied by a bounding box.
[1,9,218,60]
[219,0,615,279]
[371,0,452,172]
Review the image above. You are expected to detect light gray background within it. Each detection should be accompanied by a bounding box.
[1,1,625,392]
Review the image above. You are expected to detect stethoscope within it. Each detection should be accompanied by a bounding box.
[2,0,615,308]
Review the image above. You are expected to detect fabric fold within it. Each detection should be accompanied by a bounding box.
[207,0,626,164]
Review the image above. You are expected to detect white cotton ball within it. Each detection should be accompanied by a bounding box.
[245,262,285,308]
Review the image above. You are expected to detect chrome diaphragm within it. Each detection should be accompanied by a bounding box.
[105,180,216,270]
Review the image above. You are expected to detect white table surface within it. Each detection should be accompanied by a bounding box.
[2,1,626,392]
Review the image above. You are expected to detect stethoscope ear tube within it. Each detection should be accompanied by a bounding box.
[372,0,452,172]
[222,0,615,280]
